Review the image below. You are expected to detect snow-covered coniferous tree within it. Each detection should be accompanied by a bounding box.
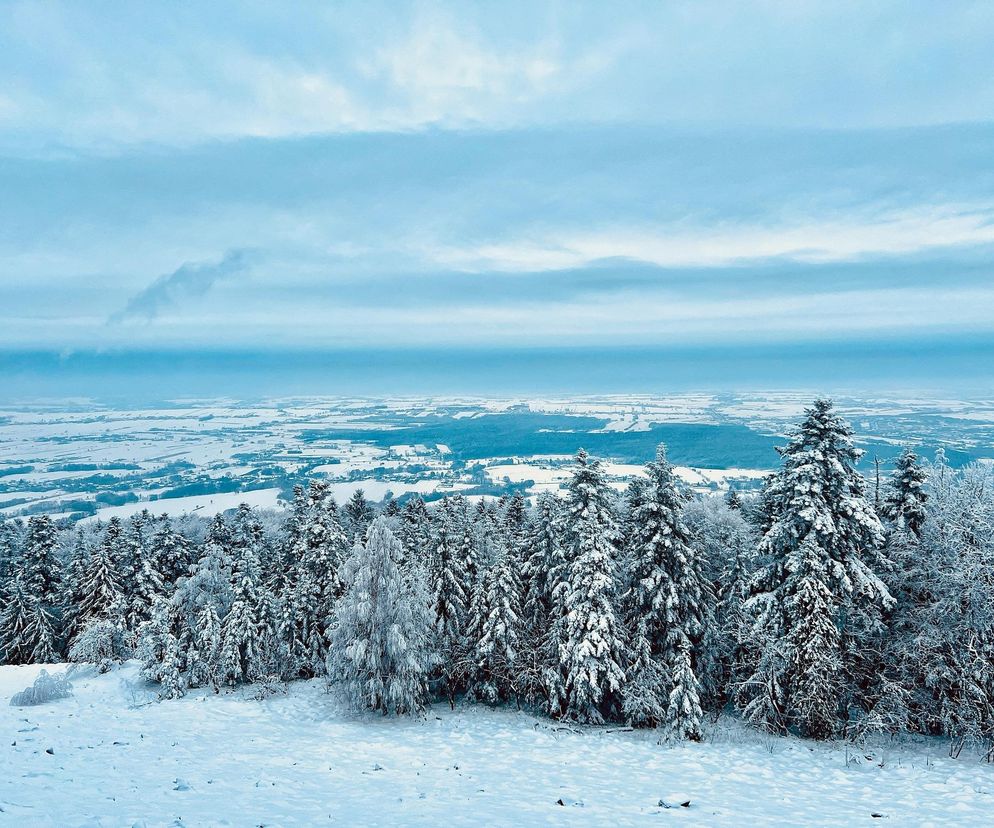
[465,538,523,704]
[623,444,706,740]
[551,449,627,723]
[0,574,58,664]
[884,448,928,537]
[737,399,891,739]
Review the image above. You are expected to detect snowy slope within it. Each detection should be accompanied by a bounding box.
[2,663,992,827]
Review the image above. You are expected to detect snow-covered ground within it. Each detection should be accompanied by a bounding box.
[79,489,285,524]
[3,663,992,827]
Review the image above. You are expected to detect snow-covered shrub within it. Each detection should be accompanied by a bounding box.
[10,668,73,706]
[252,675,289,701]
[68,619,130,673]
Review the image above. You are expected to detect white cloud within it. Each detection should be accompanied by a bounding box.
[429,204,994,271]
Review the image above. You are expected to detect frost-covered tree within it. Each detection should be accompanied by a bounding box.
[169,515,233,689]
[551,450,626,723]
[115,512,154,612]
[69,619,129,672]
[683,496,757,710]
[219,507,276,684]
[136,596,187,698]
[285,482,347,676]
[400,496,433,567]
[883,448,928,538]
[0,519,22,585]
[21,515,62,610]
[344,488,374,541]
[60,531,91,647]
[521,493,564,632]
[327,517,435,715]
[465,538,523,704]
[271,484,308,595]
[149,517,194,588]
[738,399,890,739]
[74,520,126,638]
[892,458,994,744]
[0,574,58,664]
[502,492,529,555]
[664,638,705,743]
[430,499,469,698]
[128,541,166,636]
[623,444,706,739]
[188,604,224,690]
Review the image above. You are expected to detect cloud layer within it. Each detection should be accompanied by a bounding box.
[0,2,993,382]
[2,2,994,151]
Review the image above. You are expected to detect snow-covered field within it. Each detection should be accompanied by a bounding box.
[3,664,992,827]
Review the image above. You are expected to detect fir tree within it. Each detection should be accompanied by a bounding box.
[149,517,194,588]
[344,488,374,540]
[21,515,62,608]
[738,399,891,739]
[552,449,627,723]
[623,444,706,739]
[137,596,186,698]
[170,515,234,689]
[430,499,469,664]
[219,507,272,684]
[465,540,524,704]
[884,448,928,538]
[327,517,435,715]
[74,520,126,638]
[400,496,433,567]
[60,530,91,647]
[189,604,224,690]
[683,496,757,711]
[521,492,564,632]
[381,495,402,517]
[285,482,346,675]
[664,637,705,742]
[0,519,22,585]
[725,489,743,510]
[271,484,309,595]
[0,574,58,664]
[502,492,529,556]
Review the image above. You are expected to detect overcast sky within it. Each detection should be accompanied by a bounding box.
[2,1,994,360]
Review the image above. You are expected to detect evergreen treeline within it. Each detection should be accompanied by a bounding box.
[2,399,992,748]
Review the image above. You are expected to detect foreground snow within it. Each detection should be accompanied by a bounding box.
[2,664,992,827]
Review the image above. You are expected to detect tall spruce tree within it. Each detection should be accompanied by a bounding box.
[219,506,271,684]
[149,517,194,588]
[465,536,523,704]
[286,481,346,676]
[551,449,627,723]
[60,530,91,647]
[430,498,469,696]
[884,448,928,538]
[521,492,565,633]
[0,573,58,664]
[738,399,891,739]
[74,519,126,639]
[22,515,62,611]
[0,519,22,586]
[344,488,374,541]
[400,496,433,567]
[623,444,706,739]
